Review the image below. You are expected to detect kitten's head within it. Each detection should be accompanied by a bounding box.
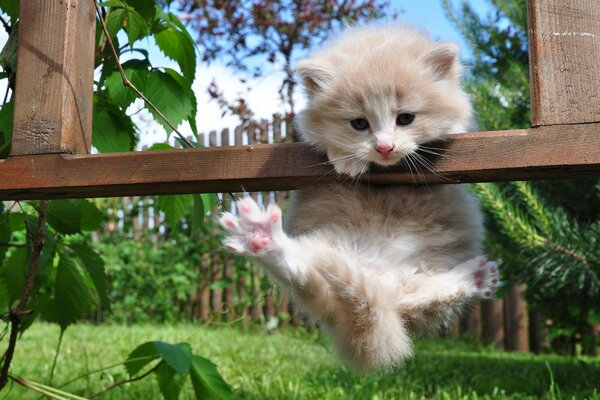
[295,25,473,176]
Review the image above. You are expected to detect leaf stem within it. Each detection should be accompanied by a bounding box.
[89,360,163,399]
[92,0,194,148]
[48,329,65,386]
[0,200,48,390]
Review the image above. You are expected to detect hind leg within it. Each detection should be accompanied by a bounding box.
[398,256,501,331]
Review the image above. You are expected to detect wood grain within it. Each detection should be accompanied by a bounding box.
[528,0,600,126]
[1,124,600,200]
[11,0,95,156]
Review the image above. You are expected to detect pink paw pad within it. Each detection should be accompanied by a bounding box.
[270,208,281,223]
[250,233,271,252]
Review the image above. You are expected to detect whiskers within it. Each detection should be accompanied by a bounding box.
[403,148,450,187]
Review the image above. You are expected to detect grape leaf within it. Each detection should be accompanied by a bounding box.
[125,341,160,376]
[190,355,233,400]
[0,213,10,265]
[157,195,192,228]
[105,8,126,38]
[54,254,95,330]
[69,242,110,311]
[155,362,185,400]
[127,0,156,23]
[143,70,191,135]
[164,68,198,137]
[93,95,138,152]
[125,8,150,45]
[105,59,150,109]
[155,25,196,85]
[47,199,104,235]
[191,195,205,238]
[154,342,192,375]
[0,0,19,23]
[148,143,175,151]
[1,247,27,304]
[0,101,13,159]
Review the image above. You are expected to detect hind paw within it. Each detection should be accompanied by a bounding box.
[471,257,501,299]
[220,196,283,255]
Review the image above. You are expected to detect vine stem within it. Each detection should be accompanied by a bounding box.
[0,200,49,390]
[89,361,163,399]
[92,0,194,149]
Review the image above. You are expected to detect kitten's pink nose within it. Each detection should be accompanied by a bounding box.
[375,143,395,156]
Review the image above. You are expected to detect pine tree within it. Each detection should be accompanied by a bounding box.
[445,0,600,354]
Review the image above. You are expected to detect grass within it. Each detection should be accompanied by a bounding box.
[4,323,600,399]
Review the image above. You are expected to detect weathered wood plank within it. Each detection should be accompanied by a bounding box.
[528,0,600,126]
[1,124,599,200]
[11,0,95,155]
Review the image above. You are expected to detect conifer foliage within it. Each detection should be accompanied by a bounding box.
[446,0,600,353]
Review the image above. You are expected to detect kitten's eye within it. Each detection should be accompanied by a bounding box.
[350,118,370,131]
[396,113,415,126]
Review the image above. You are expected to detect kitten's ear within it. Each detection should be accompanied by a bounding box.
[421,43,460,81]
[296,59,334,96]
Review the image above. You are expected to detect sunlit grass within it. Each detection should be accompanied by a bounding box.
[5,323,600,399]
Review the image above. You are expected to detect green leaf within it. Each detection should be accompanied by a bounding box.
[190,355,233,400]
[47,199,104,235]
[191,195,205,238]
[155,362,185,400]
[155,25,196,85]
[69,242,110,311]
[157,195,192,227]
[148,143,175,151]
[125,8,150,45]
[126,0,156,23]
[2,247,27,304]
[201,193,218,213]
[105,8,126,38]
[0,213,10,265]
[125,341,160,376]
[0,0,19,23]
[93,94,138,152]
[0,276,9,314]
[54,254,95,330]
[154,342,192,375]
[0,101,13,159]
[164,68,198,138]
[143,70,191,135]
[105,59,150,109]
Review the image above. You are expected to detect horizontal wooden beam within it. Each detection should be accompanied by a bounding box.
[1,124,599,200]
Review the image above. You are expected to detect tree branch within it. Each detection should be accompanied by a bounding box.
[0,200,49,390]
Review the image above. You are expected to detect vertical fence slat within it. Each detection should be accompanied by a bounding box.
[527,0,600,126]
[12,0,95,156]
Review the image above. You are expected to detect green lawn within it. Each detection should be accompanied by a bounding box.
[5,323,600,399]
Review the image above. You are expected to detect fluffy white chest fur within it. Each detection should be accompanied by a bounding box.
[220,24,500,371]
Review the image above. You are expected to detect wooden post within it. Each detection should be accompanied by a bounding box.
[505,284,529,352]
[481,299,504,349]
[461,302,481,336]
[528,0,600,126]
[12,0,95,156]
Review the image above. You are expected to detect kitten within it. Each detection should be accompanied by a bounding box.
[220,25,500,372]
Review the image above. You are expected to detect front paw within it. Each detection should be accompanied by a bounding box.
[219,196,283,255]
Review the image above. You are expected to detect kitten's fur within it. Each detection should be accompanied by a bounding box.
[220,25,500,372]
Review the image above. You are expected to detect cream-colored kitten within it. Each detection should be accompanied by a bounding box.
[220,25,500,372]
